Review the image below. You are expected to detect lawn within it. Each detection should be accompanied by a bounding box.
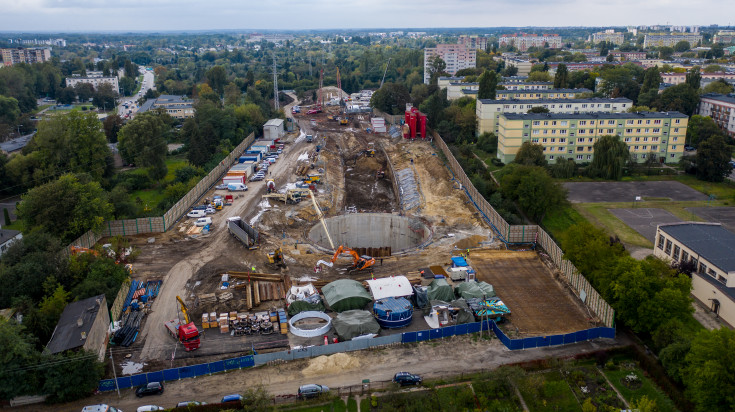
[472,148,503,172]
[278,398,347,412]
[125,155,193,214]
[604,366,679,412]
[541,204,587,240]
[517,370,582,412]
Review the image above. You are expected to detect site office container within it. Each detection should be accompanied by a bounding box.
[250,145,269,153]
[222,175,245,185]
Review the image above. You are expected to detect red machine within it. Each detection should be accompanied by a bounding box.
[165,296,200,351]
[404,106,427,139]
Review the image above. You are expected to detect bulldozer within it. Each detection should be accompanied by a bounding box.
[330,245,375,273]
[266,248,287,269]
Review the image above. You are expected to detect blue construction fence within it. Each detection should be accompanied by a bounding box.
[98,321,615,392]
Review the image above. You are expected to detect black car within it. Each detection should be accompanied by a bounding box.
[135,382,164,397]
[298,384,329,399]
[393,372,422,386]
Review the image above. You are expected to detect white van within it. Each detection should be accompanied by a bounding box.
[82,405,122,412]
[227,183,248,191]
[187,210,206,218]
[194,217,212,227]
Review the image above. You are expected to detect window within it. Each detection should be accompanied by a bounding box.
[552,130,557,134]
[561,121,568,126]
[657,235,665,249]
[579,129,586,134]
[642,154,646,159]
[654,119,661,124]
[588,138,593,143]
[587,146,593,151]
[681,251,689,262]
[590,120,596,125]
[552,121,557,126]
[673,137,678,141]
[671,154,675,158]
[544,121,549,126]
[653,128,660,133]
[637,120,642,125]
[608,120,615,125]
[627,120,634,125]
[542,138,547,143]
[531,138,539,143]
[636,129,641,133]
[550,138,556,143]
[652,145,658,151]
[644,137,649,142]
[549,155,554,160]
[635,137,640,142]
[671,145,677,150]
[543,130,548,134]
[576,155,583,160]
[579,121,587,126]
[559,138,566,143]
[569,149,573,154]
[533,130,540,135]
[642,146,647,150]
[533,121,540,126]
[625,137,631,142]
[665,239,672,254]
[558,147,564,151]
[576,146,583,152]
[578,138,584,143]
[675,119,680,124]
[626,129,632,133]
[674,128,679,133]
[673,245,680,260]
[699,262,708,275]
[587,155,592,160]
[646,120,651,125]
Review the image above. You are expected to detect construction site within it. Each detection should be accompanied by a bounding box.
[109,85,600,374]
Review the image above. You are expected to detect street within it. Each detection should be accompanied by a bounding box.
[115,67,155,117]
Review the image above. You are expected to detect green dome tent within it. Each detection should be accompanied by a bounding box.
[322,279,372,312]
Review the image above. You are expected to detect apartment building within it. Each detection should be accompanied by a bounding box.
[503,58,534,76]
[495,88,592,100]
[643,33,703,48]
[138,94,195,119]
[446,82,479,100]
[713,30,735,44]
[1,47,51,66]
[590,30,625,45]
[661,72,735,86]
[458,35,488,51]
[499,33,562,51]
[609,51,647,61]
[476,97,632,136]
[437,76,465,90]
[698,93,735,138]
[496,111,688,164]
[498,82,552,91]
[654,222,735,328]
[547,62,613,73]
[65,75,119,92]
[423,44,476,84]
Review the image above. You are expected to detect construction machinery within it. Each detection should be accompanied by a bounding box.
[266,247,287,269]
[266,179,277,194]
[330,245,376,272]
[339,117,349,126]
[164,296,201,351]
[262,188,310,204]
[227,216,259,249]
[302,174,322,185]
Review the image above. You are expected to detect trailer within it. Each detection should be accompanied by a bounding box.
[227,216,259,249]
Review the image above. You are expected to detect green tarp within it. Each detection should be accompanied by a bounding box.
[429,299,476,325]
[322,279,372,313]
[332,310,381,340]
[427,278,454,302]
[477,282,496,298]
[455,281,496,300]
[287,300,326,316]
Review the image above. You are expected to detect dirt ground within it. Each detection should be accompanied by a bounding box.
[471,250,594,336]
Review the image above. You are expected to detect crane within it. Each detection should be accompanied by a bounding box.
[310,190,334,250]
[164,296,200,351]
[176,295,191,324]
[330,245,376,272]
[380,58,392,89]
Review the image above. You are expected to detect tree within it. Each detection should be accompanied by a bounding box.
[695,135,732,182]
[370,83,411,115]
[631,396,659,412]
[502,65,519,77]
[0,95,21,125]
[73,83,95,103]
[683,328,735,412]
[528,71,552,82]
[117,110,171,180]
[223,82,241,106]
[427,56,447,84]
[686,115,725,147]
[553,63,568,88]
[550,157,576,178]
[56,87,76,105]
[477,70,497,99]
[499,164,568,222]
[513,142,547,167]
[102,114,124,143]
[527,106,550,113]
[639,67,661,96]
[118,76,136,96]
[658,83,700,116]
[0,318,40,400]
[17,174,114,243]
[702,79,734,95]
[658,46,674,60]
[92,83,117,111]
[588,135,630,180]
[206,65,227,96]
[673,40,691,52]
[42,350,105,403]
[686,68,701,90]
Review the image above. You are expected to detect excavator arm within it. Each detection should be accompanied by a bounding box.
[331,245,345,263]
[176,296,190,324]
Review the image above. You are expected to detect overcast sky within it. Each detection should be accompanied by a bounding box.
[0,0,732,32]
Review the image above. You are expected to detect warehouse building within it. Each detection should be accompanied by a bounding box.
[496,111,687,164]
[654,223,735,328]
[476,97,632,136]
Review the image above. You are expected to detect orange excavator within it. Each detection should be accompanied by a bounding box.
[330,245,375,272]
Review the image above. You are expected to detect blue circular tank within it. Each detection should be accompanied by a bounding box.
[373,297,413,328]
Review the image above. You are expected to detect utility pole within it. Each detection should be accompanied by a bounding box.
[109,348,120,398]
[308,54,312,77]
[272,54,279,111]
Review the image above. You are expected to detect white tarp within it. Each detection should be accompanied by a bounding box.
[366,276,414,301]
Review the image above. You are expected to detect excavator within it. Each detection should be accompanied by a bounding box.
[330,245,375,272]
[266,247,287,269]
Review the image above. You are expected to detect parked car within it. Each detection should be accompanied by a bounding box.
[685,145,695,151]
[221,394,243,404]
[215,184,228,190]
[187,210,206,219]
[298,384,329,399]
[194,217,212,227]
[82,405,122,412]
[393,372,422,386]
[136,406,164,412]
[729,160,735,169]
[205,207,216,215]
[135,382,164,397]
[176,401,206,407]
[251,174,265,182]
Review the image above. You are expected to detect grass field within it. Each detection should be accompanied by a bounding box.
[472,148,503,172]
[541,204,587,240]
[517,370,582,412]
[278,398,348,412]
[604,367,679,412]
[126,155,192,213]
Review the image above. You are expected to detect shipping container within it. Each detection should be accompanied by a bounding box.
[223,175,245,185]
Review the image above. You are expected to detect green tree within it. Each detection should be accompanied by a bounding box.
[118,76,136,97]
[658,46,674,60]
[427,56,447,85]
[117,110,171,180]
[702,79,735,95]
[527,106,550,113]
[68,253,130,303]
[631,395,659,412]
[513,142,547,166]
[499,165,567,222]
[683,328,735,412]
[639,66,661,96]
[477,70,498,100]
[695,134,732,182]
[102,113,124,143]
[17,174,114,243]
[550,157,576,178]
[223,82,241,106]
[73,83,95,103]
[370,83,411,115]
[673,40,691,52]
[206,65,227,96]
[686,115,724,147]
[686,68,701,90]
[528,71,552,82]
[92,83,117,111]
[658,83,700,116]
[553,63,568,88]
[588,135,630,180]
[0,95,21,125]
[42,350,105,403]
[560,222,626,279]
[0,318,40,400]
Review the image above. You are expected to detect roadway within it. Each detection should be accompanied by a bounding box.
[116,67,155,118]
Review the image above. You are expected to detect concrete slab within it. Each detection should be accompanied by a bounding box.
[608,208,682,242]
[687,207,735,233]
[564,181,708,203]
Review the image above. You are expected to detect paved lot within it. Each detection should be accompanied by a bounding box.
[564,181,708,203]
[608,208,683,242]
[687,207,735,232]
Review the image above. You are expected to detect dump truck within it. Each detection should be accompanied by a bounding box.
[227,216,259,249]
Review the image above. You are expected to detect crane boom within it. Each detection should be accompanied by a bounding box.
[310,190,334,249]
[176,296,190,324]
[380,58,392,89]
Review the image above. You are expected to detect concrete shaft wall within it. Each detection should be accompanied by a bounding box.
[309,213,431,252]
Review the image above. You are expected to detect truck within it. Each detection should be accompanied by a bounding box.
[227,216,259,249]
[165,296,200,351]
[225,195,233,205]
[306,134,313,143]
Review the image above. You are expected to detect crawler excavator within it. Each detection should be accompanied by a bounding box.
[330,245,375,272]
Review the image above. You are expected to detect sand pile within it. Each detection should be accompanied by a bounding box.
[302,352,361,377]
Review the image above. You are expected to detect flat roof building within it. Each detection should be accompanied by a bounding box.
[495,88,592,100]
[654,222,735,328]
[499,33,562,51]
[590,30,625,45]
[1,47,51,66]
[139,94,194,119]
[643,33,703,48]
[458,35,488,51]
[476,97,632,136]
[698,93,735,138]
[424,44,476,84]
[496,111,687,164]
[65,75,119,92]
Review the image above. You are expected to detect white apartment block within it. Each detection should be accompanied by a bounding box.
[713,30,735,44]
[590,30,625,45]
[499,33,563,51]
[65,76,120,92]
[661,72,735,86]
[643,33,703,48]
[698,93,735,138]
[424,44,476,84]
[476,97,632,136]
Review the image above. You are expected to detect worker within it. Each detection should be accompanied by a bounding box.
[380,258,383,266]
[420,270,425,277]
[467,249,471,257]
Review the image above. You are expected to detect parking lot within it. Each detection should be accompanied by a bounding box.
[564,181,708,203]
